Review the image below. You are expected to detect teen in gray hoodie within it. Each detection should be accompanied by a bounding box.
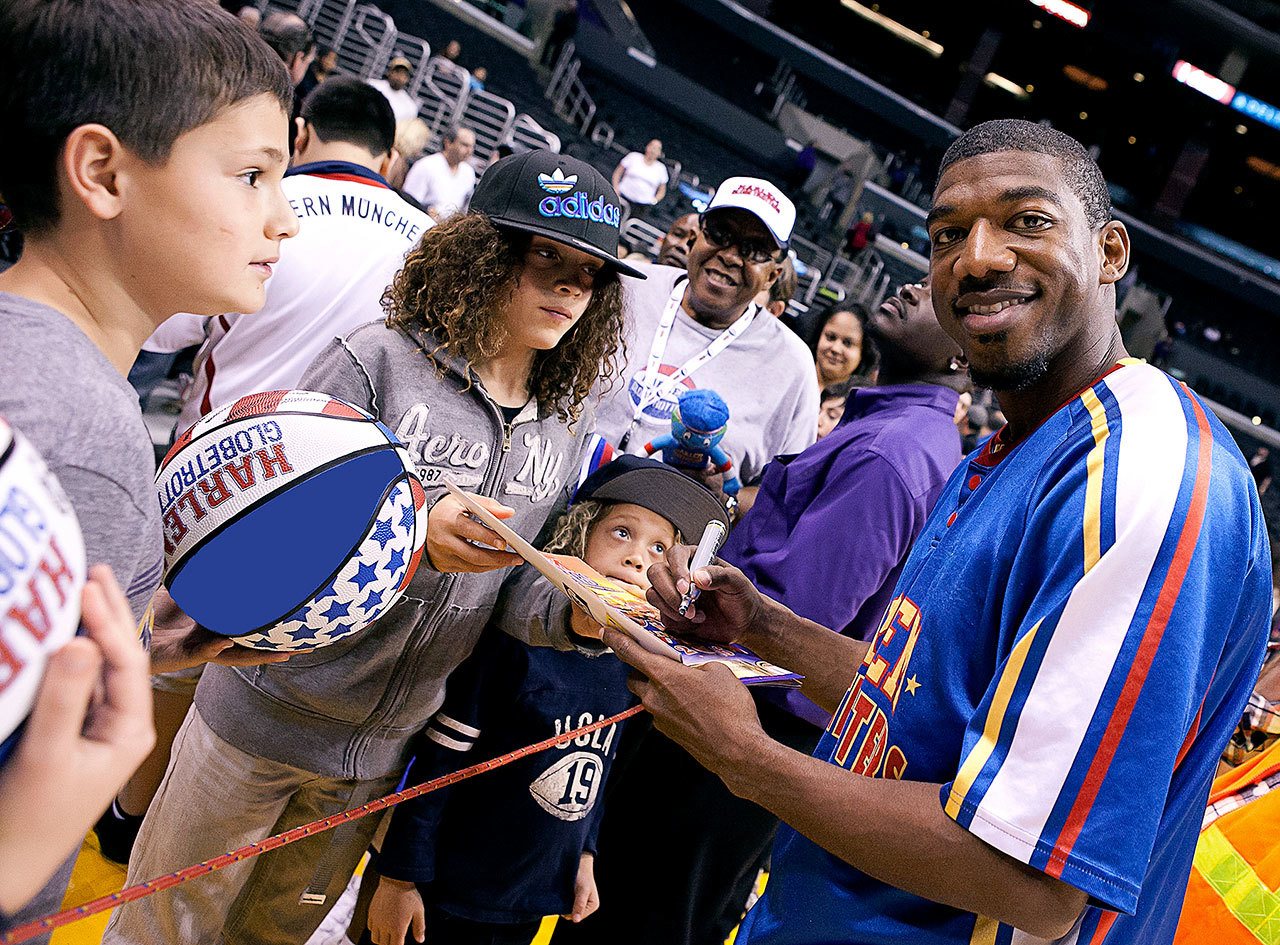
[105,152,645,945]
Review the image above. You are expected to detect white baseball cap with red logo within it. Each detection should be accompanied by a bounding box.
[704,176,796,248]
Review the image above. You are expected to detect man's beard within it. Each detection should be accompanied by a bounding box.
[967,332,1052,392]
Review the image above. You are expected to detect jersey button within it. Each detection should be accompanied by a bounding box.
[967,474,981,490]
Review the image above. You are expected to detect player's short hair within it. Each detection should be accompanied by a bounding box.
[0,0,292,235]
[258,12,314,63]
[937,119,1111,229]
[301,77,396,159]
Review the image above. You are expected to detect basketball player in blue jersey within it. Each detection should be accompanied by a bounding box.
[600,119,1272,945]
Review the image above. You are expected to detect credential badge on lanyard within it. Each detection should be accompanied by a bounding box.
[618,277,758,451]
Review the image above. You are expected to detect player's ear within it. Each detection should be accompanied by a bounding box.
[1098,220,1130,286]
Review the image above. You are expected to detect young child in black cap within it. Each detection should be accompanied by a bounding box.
[105,151,643,945]
[364,456,729,945]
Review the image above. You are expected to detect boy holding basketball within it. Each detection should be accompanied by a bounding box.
[0,0,303,934]
[363,456,728,945]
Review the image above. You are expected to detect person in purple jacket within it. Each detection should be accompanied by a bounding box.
[554,279,969,945]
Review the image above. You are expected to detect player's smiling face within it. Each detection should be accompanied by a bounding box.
[501,236,601,352]
[584,503,676,592]
[116,93,297,321]
[927,151,1125,392]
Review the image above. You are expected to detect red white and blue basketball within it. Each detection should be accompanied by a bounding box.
[0,416,87,762]
[157,390,427,651]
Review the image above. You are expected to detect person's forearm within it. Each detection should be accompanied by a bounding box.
[721,736,1085,940]
[733,484,759,520]
[739,595,867,713]
[0,785,97,913]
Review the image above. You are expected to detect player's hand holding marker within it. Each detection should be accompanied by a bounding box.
[601,613,764,780]
[645,542,768,645]
[426,492,524,573]
[599,540,774,775]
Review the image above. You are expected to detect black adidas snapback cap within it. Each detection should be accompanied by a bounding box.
[471,149,646,279]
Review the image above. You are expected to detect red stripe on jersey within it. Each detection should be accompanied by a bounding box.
[1174,698,1205,771]
[227,389,288,421]
[321,400,365,420]
[197,315,232,418]
[310,172,391,189]
[1047,391,1213,875]
[1088,911,1118,943]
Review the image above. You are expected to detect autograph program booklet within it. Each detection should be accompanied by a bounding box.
[443,479,801,687]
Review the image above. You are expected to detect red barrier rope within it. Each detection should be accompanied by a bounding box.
[1,704,645,944]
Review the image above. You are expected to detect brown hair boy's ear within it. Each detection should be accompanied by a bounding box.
[61,124,128,223]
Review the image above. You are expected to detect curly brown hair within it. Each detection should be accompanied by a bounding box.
[384,213,625,423]
[542,499,683,560]
[542,499,607,558]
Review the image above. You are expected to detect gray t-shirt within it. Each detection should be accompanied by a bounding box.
[596,262,819,485]
[0,292,162,623]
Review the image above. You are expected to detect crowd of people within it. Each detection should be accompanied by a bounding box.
[1,4,1277,945]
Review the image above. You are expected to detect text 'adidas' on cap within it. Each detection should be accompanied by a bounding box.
[471,150,646,279]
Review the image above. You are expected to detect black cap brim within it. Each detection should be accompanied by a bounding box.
[491,216,647,279]
[582,462,729,541]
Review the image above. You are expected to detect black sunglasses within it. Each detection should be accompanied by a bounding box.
[699,218,783,265]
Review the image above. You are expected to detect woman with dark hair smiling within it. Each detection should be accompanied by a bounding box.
[813,304,871,393]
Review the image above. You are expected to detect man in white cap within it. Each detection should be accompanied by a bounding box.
[597,176,819,521]
[368,56,419,125]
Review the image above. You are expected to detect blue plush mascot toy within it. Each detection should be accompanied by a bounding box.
[644,389,741,496]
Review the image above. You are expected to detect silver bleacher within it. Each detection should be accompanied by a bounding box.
[258,0,562,159]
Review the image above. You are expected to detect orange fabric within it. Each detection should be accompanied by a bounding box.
[1174,740,1280,944]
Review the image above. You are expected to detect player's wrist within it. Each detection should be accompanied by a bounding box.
[717,719,780,800]
[735,593,794,666]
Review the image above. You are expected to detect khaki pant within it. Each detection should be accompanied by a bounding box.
[102,708,396,945]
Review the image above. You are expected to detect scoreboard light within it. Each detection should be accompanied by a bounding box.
[1171,60,1236,104]
[1028,0,1090,28]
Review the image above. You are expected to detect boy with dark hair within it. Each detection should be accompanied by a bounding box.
[97,77,433,862]
[0,0,299,935]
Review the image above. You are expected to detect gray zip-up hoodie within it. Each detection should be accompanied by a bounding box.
[194,320,592,780]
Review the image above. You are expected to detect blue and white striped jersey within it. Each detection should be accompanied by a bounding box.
[739,361,1271,945]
